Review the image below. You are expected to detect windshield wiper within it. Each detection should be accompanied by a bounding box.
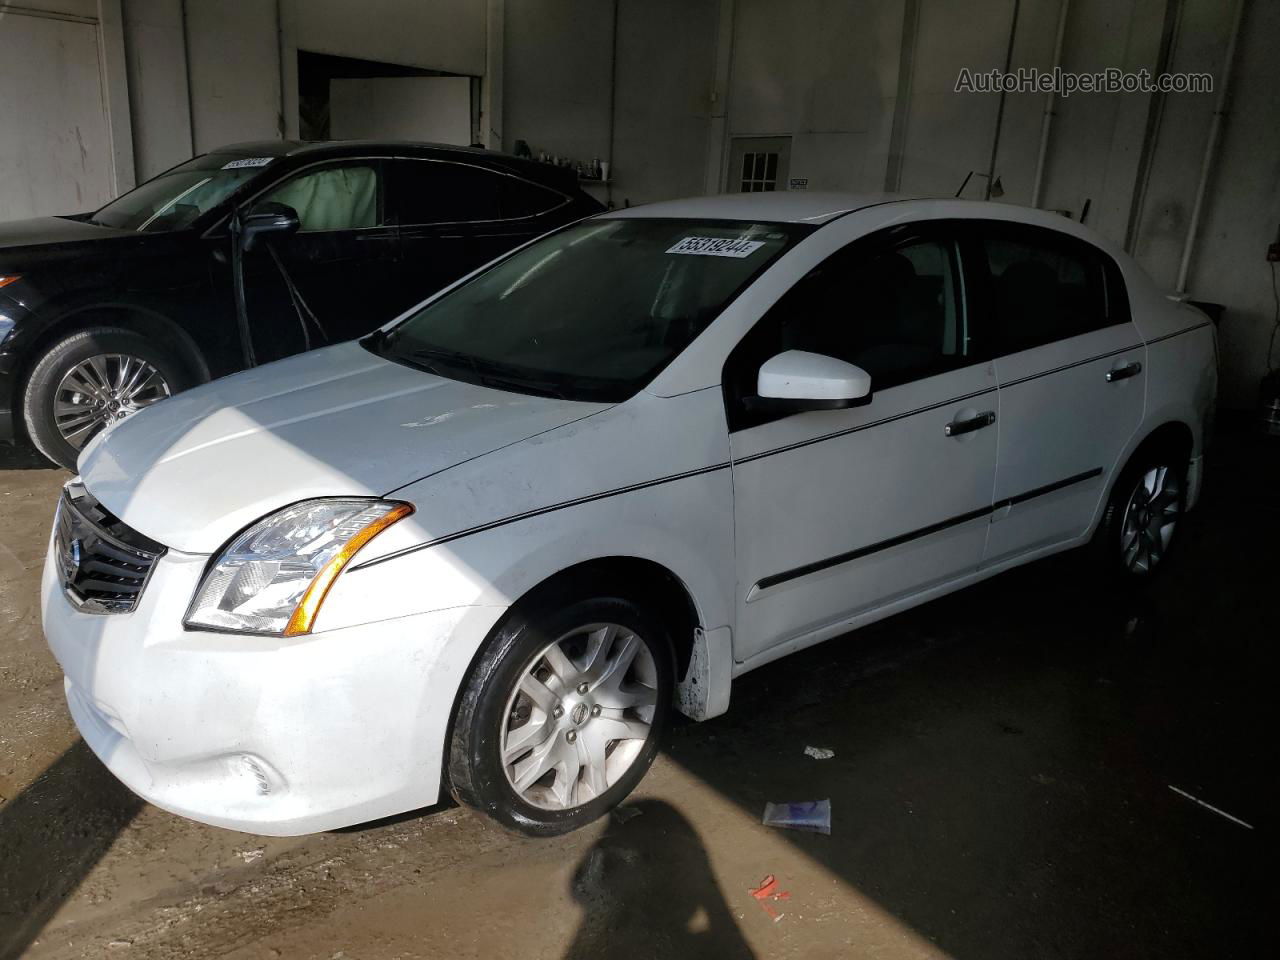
[401,346,571,400]
[405,346,482,377]
[477,371,569,400]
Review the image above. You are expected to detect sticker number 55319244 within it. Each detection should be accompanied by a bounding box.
[666,236,765,258]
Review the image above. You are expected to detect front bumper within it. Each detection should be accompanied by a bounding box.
[41,534,504,836]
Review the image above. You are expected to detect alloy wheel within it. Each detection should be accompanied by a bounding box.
[53,354,172,450]
[501,622,659,811]
[1120,464,1182,574]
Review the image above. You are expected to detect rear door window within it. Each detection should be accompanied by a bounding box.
[982,226,1110,354]
[389,160,563,225]
[497,176,566,219]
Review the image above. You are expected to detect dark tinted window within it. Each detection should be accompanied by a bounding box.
[725,233,974,428]
[984,228,1108,353]
[391,160,500,223]
[390,160,563,225]
[731,236,970,404]
[499,176,565,218]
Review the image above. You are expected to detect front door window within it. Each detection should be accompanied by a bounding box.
[261,162,385,231]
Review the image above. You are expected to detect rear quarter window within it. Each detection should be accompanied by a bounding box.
[499,176,566,219]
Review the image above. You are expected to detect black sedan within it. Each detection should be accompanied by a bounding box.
[0,140,603,468]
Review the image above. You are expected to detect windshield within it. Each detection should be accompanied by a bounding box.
[89,153,275,232]
[370,218,810,402]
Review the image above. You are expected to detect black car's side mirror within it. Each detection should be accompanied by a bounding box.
[235,202,300,252]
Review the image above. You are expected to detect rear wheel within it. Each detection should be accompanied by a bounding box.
[448,594,673,836]
[22,327,194,469]
[1093,448,1187,579]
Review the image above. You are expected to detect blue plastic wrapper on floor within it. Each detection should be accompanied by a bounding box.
[762,799,831,835]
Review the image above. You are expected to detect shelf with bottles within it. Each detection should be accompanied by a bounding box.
[510,140,611,185]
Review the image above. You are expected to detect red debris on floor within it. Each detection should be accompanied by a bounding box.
[748,874,792,922]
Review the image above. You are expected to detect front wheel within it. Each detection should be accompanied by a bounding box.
[448,595,673,836]
[1093,449,1187,579]
[22,327,194,469]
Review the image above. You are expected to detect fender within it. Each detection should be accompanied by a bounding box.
[26,301,210,378]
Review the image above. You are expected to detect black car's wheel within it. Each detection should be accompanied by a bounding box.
[22,327,195,469]
[1092,446,1188,580]
[448,593,674,837]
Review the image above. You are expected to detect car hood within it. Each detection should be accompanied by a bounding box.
[78,342,610,553]
[0,215,133,251]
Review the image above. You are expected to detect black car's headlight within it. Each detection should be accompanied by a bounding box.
[184,499,412,636]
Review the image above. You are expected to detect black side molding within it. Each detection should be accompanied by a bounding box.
[753,467,1104,593]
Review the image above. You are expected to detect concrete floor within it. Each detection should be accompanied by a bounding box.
[0,428,1270,960]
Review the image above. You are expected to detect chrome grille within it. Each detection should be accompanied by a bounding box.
[54,483,164,613]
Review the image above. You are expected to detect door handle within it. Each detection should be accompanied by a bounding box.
[1106,361,1143,382]
[944,411,996,437]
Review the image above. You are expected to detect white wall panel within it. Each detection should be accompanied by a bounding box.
[727,0,903,193]
[897,0,1016,198]
[1168,0,1280,408]
[0,11,113,218]
[502,0,613,170]
[122,0,193,179]
[288,0,486,77]
[185,0,281,152]
[330,76,471,144]
[611,0,716,205]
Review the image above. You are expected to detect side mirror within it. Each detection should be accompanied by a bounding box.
[756,350,872,410]
[235,202,300,252]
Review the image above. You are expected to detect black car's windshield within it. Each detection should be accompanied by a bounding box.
[371,218,810,402]
[89,153,275,232]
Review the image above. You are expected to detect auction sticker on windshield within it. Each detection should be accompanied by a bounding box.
[666,236,765,258]
[221,157,275,169]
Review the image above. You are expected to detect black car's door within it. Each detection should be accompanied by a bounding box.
[237,158,400,358]
[387,158,566,313]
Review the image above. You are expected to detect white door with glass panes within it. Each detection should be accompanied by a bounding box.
[728,137,791,193]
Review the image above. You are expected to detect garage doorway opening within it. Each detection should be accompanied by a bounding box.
[728,136,791,192]
[297,51,480,146]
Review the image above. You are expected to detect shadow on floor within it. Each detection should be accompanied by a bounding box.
[0,741,143,960]
[563,799,755,960]
[663,428,1273,959]
[0,440,57,472]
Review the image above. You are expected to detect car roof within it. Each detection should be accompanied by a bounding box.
[209,139,493,159]
[601,192,918,224]
[601,192,1108,234]
[205,139,581,192]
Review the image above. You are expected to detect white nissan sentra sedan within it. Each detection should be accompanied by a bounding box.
[42,193,1216,836]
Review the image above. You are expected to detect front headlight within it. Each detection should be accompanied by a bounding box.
[185,499,412,636]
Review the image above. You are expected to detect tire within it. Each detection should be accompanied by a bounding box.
[1092,445,1188,580]
[448,593,675,837]
[22,327,196,469]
